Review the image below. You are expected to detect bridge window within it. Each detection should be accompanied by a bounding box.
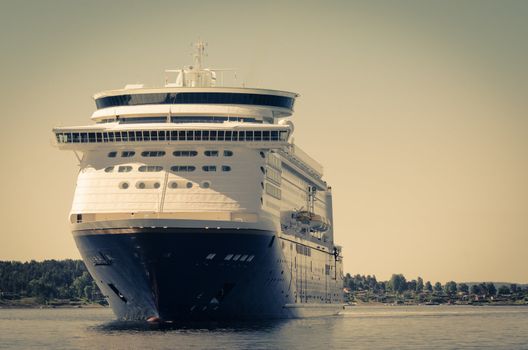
[95,92,295,110]
[121,151,135,157]
[202,165,216,172]
[222,166,231,172]
[120,117,167,124]
[138,165,163,172]
[173,150,197,157]
[224,150,233,157]
[118,166,133,173]
[171,166,196,172]
[204,150,219,157]
[108,151,117,158]
[104,166,114,173]
[141,151,165,157]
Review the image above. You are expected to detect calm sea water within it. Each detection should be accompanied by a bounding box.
[1,306,527,349]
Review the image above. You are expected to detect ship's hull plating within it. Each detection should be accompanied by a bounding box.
[74,228,343,321]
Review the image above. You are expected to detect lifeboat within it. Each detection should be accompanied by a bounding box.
[293,210,330,232]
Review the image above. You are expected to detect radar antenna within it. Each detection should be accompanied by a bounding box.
[164,40,237,88]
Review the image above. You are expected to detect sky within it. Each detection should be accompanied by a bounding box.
[0,0,527,283]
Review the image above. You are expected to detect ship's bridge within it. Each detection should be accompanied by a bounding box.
[91,87,298,123]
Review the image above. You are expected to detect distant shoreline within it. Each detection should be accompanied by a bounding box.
[346,301,528,307]
[2,302,527,311]
[0,304,106,310]
[0,298,107,310]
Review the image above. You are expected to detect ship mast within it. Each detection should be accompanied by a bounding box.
[192,40,206,70]
[165,40,236,88]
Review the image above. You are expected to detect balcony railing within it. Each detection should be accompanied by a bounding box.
[55,129,289,144]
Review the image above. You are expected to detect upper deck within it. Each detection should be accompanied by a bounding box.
[53,41,324,179]
[91,42,298,122]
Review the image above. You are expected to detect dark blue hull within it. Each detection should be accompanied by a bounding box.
[74,228,308,321]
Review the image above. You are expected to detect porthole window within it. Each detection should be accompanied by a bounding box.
[121,151,135,157]
[222,165,231,172]
[204,150,219,157]
[141,151,165,157]
[119,182,129,189]
[118,166,132,173]
[201,181,210,189]
[259,151,265,158]
[173,150,198,157]
[104,166,114,173]
[260,166,265,174]
[202,165,217,172]
[224,150,233,157]
[135,181,161,189]
[186,182,193,188]
[171,165,196,172]
[169,182,178,189]
[108,151,117,158]
[138,165,163,172]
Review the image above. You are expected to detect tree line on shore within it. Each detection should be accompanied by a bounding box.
[0,260,103,304]
[344,273,528,304]
[1,260,527,305]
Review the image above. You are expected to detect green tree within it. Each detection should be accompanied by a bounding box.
[434,282,443,292]
[72,272,93,300]
[498,285,510,295]
[444,281,457,295]
[388,274,407,294]
[478,283,488,295]
[458,283,469,294]
[470,284,480,295]
[407,280,417,292]
[416,277,424,293]
[486,283,497,296]
[425,281,433,292]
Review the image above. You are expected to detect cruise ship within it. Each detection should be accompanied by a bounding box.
[53,42,344,321]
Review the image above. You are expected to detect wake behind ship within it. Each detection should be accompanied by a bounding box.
[53,42,344,321]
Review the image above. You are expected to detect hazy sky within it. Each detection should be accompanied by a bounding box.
[1,0,527,283]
